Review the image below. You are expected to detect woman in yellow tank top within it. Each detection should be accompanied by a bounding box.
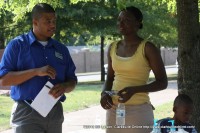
[100,6,168,133]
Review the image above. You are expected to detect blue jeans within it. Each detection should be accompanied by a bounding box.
[10,101,64,133]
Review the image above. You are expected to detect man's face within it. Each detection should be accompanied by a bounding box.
[174,104,193,123]
[33,12,56,41]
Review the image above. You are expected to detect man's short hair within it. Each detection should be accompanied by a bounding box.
[32,3,55,19]
[174,94,193,107]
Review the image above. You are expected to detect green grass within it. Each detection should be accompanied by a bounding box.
[0,95,14,131]
[0,94,174,132]
[0,82,103,131]
[0,72,176,131]
[154,101,173,120]
[62,82,102,112]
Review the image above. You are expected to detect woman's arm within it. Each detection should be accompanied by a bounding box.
[100,43,115,109]
[118,42,168,102]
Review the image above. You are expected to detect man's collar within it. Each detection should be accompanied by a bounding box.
[27,30,37,45]
[28,30,55,47]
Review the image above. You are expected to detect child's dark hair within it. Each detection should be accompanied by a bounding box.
[174,94,193,107]
[121,6,143,29]
[32,3,55,20]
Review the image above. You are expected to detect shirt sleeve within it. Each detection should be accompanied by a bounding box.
[0,40,19,77]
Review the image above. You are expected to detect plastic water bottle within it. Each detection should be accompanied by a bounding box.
[116,102,125,125]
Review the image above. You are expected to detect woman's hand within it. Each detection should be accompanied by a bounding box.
[100,92,114,110]
[118,87,136,103]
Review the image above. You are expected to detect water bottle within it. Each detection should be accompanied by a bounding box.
[116,102,125,125]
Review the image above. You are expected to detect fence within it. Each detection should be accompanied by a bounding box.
[0,47,178,73]
[70,47,177,73]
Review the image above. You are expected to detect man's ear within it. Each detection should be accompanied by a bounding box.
[33,18,38,26]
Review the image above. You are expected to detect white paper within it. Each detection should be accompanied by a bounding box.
[31,81,61,117]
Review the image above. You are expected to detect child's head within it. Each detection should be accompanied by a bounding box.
[173,94,193,124]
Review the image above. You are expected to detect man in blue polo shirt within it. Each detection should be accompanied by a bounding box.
[0,3,77,133]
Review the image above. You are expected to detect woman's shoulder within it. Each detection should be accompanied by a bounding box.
[143,40,156,48]
[143,40,160,54]
[108,40,120,51]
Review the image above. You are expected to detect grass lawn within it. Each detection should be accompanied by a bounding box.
[0,82,103,131]
[0,95,14,131]
[0,95,173,131]
[0,85,173,132]
[0,72,176,131]
[62,82,102,112]
[154,101,173,120]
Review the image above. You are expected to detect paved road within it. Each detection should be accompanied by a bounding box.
[77,65,178,82]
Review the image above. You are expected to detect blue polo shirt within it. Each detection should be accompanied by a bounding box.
[0,30,77,102]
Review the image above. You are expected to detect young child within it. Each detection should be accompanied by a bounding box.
[157,94,198,133]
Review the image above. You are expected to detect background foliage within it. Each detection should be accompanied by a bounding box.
[0,0,178,48]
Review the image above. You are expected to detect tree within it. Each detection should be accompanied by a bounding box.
[0,8,5,48]
[0,0,64,48]
[0,0,178,48]
[176,0,200,131]
[0,0,119,81]
[54,0,118,80]
[116,0,178,48]
[0,0,119,45]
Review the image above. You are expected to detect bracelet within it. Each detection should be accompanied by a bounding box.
[102,91,114,96]
[101,91,108,97]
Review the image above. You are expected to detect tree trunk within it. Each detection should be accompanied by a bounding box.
[176,0,200,131]
[0,9,5,49]
[100,36,105,81]
[0,33,5,49]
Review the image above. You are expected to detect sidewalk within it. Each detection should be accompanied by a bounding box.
[0,80,178,133]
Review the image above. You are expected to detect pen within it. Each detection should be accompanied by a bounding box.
[45,84,51,89]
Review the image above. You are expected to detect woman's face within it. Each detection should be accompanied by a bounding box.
[117,11,140,36]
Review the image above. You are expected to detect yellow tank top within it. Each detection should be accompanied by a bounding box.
[110,40,151,105]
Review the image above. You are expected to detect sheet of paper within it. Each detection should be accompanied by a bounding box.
[31,81,61,117]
